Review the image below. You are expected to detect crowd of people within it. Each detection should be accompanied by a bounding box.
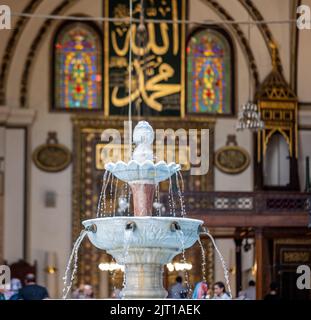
[167,276,231,299]
[1,273,281,300]
[167,276,281,300]
[0,274,49,300]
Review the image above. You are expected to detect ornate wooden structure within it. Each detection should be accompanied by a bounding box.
[255,43,300,191]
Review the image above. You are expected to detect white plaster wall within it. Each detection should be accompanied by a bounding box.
[3,129,25,263]
[214,119,253,191]
[217,0,273,82]
[26,0,102,296]
[0,1,26,65]
[298,130,311,191]
[6,0,65,109]
[298,0,311,102]
[255,0,291,82]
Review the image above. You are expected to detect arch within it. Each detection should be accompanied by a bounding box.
[19,0,77,108]
[264,128,290,151]
[263,132,290,187]
[51,20,103,111]
[238,0,283,74]
[201,0,260,88]
[0,0,43,105]
[186,25,235,116]
[19,0,262,110]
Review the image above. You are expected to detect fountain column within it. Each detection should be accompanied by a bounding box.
[123,264,166,298]
[109,246,179,299]
[130,182,155,216]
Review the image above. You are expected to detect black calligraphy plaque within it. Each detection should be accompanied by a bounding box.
[104,0,187,117]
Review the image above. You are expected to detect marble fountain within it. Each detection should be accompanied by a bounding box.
[63,121,231,299]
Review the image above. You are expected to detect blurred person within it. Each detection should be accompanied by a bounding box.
[264,282,281,301]
[213,281,231,300]
[18,273,49,300]
[111,288,122,299]
[72,284,86,299]
[238,280,256,300]
[0,282,9,300]
[72,284,94,299]
[167,276,185,299]
[83,284,94,299]
[5,278,22,300]
[0,290,5,300]
[192,281,211,299]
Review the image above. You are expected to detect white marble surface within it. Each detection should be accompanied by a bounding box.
[105,160,180,184]
[82,217,203,298]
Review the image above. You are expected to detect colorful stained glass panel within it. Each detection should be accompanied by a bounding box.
[187,29,232,115]
[54,23,102,111]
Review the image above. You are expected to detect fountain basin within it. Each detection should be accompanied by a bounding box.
[83,217,202,251]
[82,217,203,299]
[105,160,181,184]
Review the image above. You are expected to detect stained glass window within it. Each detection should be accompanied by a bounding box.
[53,22,102,111]
[187,28,234,115]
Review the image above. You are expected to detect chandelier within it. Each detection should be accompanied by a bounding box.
[166,262,192,272]
[98,262,125,272]
[236,13,264,132]
[236,102,264,131]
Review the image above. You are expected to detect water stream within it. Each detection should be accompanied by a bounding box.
[109,175,114,215]
[113,178,119,216]
[176,229,192,298]
[169,176,176,217]
[121,229,133,298]
[202,231,233,299]
[197,238,207,283]
[62,230,87,299]
[155,184,161,216]
[176,172,186,217]
[96,171,112,218]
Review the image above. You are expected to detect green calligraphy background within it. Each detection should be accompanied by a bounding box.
[104,0,186,117]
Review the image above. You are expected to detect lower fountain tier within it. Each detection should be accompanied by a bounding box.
[82,217,203,299]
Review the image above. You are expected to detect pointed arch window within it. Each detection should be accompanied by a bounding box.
[187,27,235,115]
[52,22,102,111]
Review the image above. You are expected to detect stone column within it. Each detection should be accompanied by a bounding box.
[0,127,4,264]
[234,238,243,296]
[255,228,270,300]
[109,246,179,299]
[123,264,167,299]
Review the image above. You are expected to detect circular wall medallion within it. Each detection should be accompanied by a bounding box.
[215,145,250,175]
[33,132,71,172]
[33,144,71,172]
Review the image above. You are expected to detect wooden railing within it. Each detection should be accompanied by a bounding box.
[160,191,310,226]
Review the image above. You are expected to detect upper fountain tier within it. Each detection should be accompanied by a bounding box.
[105,121,180,184]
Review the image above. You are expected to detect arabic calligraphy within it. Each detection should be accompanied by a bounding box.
[112,59,181,111]
[106,0,185,116]
[112,23,170,57]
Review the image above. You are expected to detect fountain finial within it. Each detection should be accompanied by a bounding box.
[105,120,180,184]
[132,121,154,163]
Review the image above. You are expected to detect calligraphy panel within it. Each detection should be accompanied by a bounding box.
[104,0,186,117]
